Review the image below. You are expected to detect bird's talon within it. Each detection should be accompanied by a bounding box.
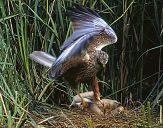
[80,100,88,110]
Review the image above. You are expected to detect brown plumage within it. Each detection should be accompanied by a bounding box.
[30,5,117,104]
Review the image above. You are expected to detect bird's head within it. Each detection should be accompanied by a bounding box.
[98,53,108,65]
[96,50,109,67]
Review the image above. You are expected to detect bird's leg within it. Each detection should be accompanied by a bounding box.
[91,77,106,115]
[68,79,88,109]
[76,91,88,110]
[91,77,101,101]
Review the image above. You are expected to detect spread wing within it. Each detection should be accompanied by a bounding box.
[49,34,93,78]
[60,4,113,51]
[49,5,117,78]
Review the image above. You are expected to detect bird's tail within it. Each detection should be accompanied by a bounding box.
[29,51,56,67]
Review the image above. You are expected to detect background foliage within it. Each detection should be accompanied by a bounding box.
[0,0,162,127]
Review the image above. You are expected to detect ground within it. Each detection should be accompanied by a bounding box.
[24,104,162,128]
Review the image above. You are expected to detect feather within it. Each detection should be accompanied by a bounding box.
[60,29,99,51]
[50,5,117,78]
[49,33,97,78]
[60,4,116,51]
[29,51,56,67]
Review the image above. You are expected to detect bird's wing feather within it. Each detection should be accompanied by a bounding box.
[49,5,117,78]
[61,29,96,51]
[49,33,97,78]
[29,51,56,67]
[60,5,109,51]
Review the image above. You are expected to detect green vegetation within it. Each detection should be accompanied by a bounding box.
[0,0,162,127]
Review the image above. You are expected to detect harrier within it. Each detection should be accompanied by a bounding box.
[30,5,117,107]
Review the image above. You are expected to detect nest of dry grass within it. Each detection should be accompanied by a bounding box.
[24,104,162,128]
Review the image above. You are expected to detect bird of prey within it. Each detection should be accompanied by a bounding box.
[30,5,117,107]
